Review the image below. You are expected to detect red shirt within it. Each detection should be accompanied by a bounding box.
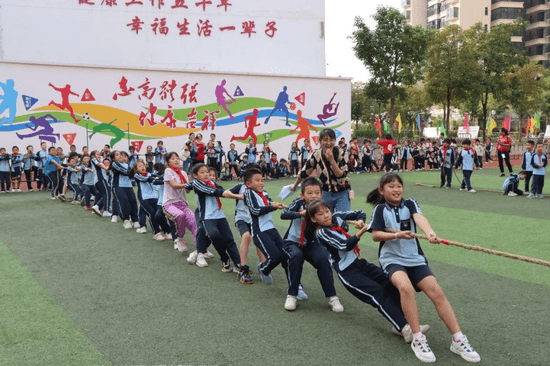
[195,142,206,161]
[377,138,397,154]
[497,135,513,152]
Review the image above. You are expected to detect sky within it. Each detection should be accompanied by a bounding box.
[325,0,401,82]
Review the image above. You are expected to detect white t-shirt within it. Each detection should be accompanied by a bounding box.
[163,168,189,206]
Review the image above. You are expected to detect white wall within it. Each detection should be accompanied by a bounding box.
[0,0,326,77]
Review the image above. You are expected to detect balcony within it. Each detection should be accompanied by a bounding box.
[529,54,547,62]
[526,4,549,15]
[402,0,411,8]
[526,20,549,30]
[525,37,548,47]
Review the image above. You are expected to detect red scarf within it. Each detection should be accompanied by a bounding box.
[256,191,269,206]
[141,173,148,177]
[331,226,360,256]
[205,180,222,209]
[299,220,306,248]
[171,166,187,184]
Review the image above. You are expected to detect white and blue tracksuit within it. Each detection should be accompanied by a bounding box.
[152,174,174,235]
[244,188,287,276]
[289,148,299,173]
[439,147,455,187]
[317,210,408,332]
[23,153,37,190]
[455,148,478,191]
[229,183,252,235]
[80,165,99,207]
[36,149,48,189]
[530,153,547,195]
[227,150,239,176]
[135,173,161,234]
[67,166,82,200]
[522,150,534,192]
[112,161,139,222]
[154,147,167,164]
[10,154,23,177]
[281,197,336,298]
[503,174,523,195]
[300,146,310,166]
[245,145,257,164]
[0,154,10,191]
[400,146,411,171]
[91,158,107,211]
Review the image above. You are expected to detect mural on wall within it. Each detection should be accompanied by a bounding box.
[0,63,351,155]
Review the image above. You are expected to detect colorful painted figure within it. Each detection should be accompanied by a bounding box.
[265,86,291,126]
[16,114,60,144]
[290,110,317,146]
[317,92,340,126]
[48,83,80,123]
[0,79,18,126]
[89,119,125,147]
[215,80,236,120]
[231,108,261,146]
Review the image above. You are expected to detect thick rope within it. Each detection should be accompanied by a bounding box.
[413,182,503,194]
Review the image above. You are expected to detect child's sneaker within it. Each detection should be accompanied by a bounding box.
[164,233,172,240]
[187,250,198,265]
[297,284,308,300]
[222,260,235,273]
[196,252,208,267]
[411,334,436,363]
[257,263,273,284]
[537,194,544,198]
[507,192,518,196]
[92,205,101,216]
[176,238,187,252]
[111,215,118,223]
[123,220,133,229]
[58,194,67,201]
[284,295,297,311]
[468,189,476,193]
[394,324,431,343]
[102,211,111,217]
[173,240,178,250]
[527,194,535,199]
[450,335,480,363]
[132,221,141,229]
[136,227,147,234]
[238,265,254,284]
[204,250,215,259]
[328,296,344,313]
[152,233,165,241]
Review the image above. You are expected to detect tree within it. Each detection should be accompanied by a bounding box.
[425,25,481,133]
[351,81,366,129]
[500,62,545,138]
[463,19,528,139]
[351,6,432,132]
[394,84,432,135]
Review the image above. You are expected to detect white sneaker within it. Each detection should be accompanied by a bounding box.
[92,205,101,216]
[468,189,476,193]
[196,253,208,267]
[394,324,431,343]
[123,220,132,229]
[136,227,147,234]
[176,238,188,252]
[173,240,178,250]
[90,195,95,201]
[133,221,141,229]
[111,216,118,223]
[450,335,480,363]
[17,189,21,192]
[411,335,436,363]
[204,250,215,259]
[328,296,344,313]
[527,194,535,199]
[187,250,198,265]
[284,295,297,311]
[152,233,165,241]
[164,233,173,240]
[102,211,111,217]
[507,192,518,196]
[459,188,466,191]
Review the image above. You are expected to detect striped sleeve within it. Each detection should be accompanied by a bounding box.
[112,162,130,175]
[333,210,367,223]
[404,198,421,215]
[317,227,359,251]
[280,197,302,220]
[244,189,274,216]
[193,180,224,197]
[366,205,386,233]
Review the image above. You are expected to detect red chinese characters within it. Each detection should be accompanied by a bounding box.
[151,0,165,9]
[113,77,135,100]
[139,103,158,127]
[160,106,177,128]
[159,80,177,102]
[180,82,198,104]
[79,0,95,4]
[201,109,220,130]
[101,0,118,6]
[127,16,145,34]
[177,19,191,35]
[217,0,231,12]
[137,78,157,100]
[151,17,169,35]
[195,0,212,11]
[197,19,213,37]
[186,108,198,129]
[265,21,277,38]
[171,0,188,8]
[125,0,143,5]
[219,25,236,32]
[241,21,256,37]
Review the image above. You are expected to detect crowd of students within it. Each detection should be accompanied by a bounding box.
[1,128,486,363]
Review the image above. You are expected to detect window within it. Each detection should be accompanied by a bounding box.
[491,7,525,21]
[485,7,488,16]
[484,24,488,31]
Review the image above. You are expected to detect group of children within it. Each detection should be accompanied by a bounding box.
[20,136,482,363]
[503,140,548,197]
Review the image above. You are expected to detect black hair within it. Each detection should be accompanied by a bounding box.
[129,145,135,150]
[109,150,118,160]
[164,152,179,168]
[26,145,33,150]
[366,173,404,206]
[12,145,19,150]
[0,147,5,152]
[119,151,129,159]
[154,162,165,175]
[385,134,392,140]
[70,144,76,148]
[363,139,370,144]
[68,152,79,161]
[527,140,535,146]
[91,150,98,157]
[82,146,88,150]
[475,139,480,143]
[48,147,56,153]
[157,140,164,145]
[500,128,508,135]
[518,170,527,176]
[192,163,208,175]
[243,167,262,183]
[319,128,336,141]
[304,199,332,244]
[463,139,471,145]
[104,144,111,148]
[443,138,451,145]
[301,177,323,194]
[132,159,146,174]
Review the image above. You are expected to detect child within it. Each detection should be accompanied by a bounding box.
[280,177,343,312]
[238,155,249,179]
[257,154,270,179]
[206,141,218,171]
[454,139,479,193]
[23,145,36,192]
[277,158,290,178]
[503,171,526,196]
[220,162,233,181]
[10,146,23,192]
[229,177,267,283]
[439,138,455,189]
[145,145,154,173]
[185,163,242,272]
[154,140,167,165]
[529,142,547,198]
[427,152,439,170]
[80,155,100,212]
[133,160,161,235]
[36,142,49,191]
[227,143,240,178]
[304,198,430,346]
[485,137,493,163]
[391,147,400,172]
[366,173,480,363]
[289,142,300,176]
[91,150,110,216]
[0,148,10,193]
[400,140,411,171]
[151,163,173,242]
[270,153,279,178]
[473,139,484,169]
[376,134,397,172]
[55,147,68,198]
[300,139,312,167]
[111,151,140,228]
[101,145,111,160]
[243,167,287,284]
[44,147,65,199]
[361,140,379,172]
[128,145,139,170]
[411,141,420,171]
[245,139,257,164]
[66,153,82,203]
[163,152,197,252]
[521,140,535,194]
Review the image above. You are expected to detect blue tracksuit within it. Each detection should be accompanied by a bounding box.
[530,153,547,195]
[112,161,138,221]
[0,154,10,191]
[135,173,161,233]
[503,174,522,195]
[439,146,455,187]
[455,148,478,190]
[245,146,257,164]
[522,150,534,192]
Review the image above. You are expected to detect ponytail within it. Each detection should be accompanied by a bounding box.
[366,173,404,206]
[304,199,331,243]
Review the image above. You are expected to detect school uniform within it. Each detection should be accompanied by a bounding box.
[23,153,37,190]
[80,165,99,207]
[317,210,408,332]
[36,149,48,190]
[186,179,240,264]
[145,152,155,173]
[154,146,167,164]
[10,154,23,180]
[215,146,224,174]
[455,148,478,191]
[276,163,289,178]
[66,166,82,200]
[135,173,161,234]
[245,145,257,164]
[400,146,411,171]
[300,146,311,167]
[361,145,378,172]
[521,150,534,193]
[530,153,547,196]
[0,154,11,191]
[280,197,337,298]
[238,161,249,178]
[503,174,523,195]
[244,188,288,277]
[391,153,399,171]
[112,161,139,221]
[474,144,484,168]
[289,148,299,174]
[152,174,174,235]
[439,146,455,188]
[44,155,61,197]
[227,150,239,177]
[206,148,218,170]
[91,158,107,210]
[229,183,253,239]
[55,155,68,197]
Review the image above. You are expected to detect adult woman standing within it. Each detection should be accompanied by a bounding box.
[290,128,351,212]
[497,128,513,177]
[193,133,206,166]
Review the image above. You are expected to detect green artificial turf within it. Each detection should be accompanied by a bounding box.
[1,166,549,365]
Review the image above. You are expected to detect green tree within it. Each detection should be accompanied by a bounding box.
[394,84,432,136]
[501,62,545,137]
[351,6,432,132]
[463,19,528,139]
[351,81,366,129]
[425,25,481,133]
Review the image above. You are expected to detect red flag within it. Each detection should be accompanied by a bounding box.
[62,133,76,145]
[526,117,531,136]
[312,136,319,145]
[131,140,144,153]
[502,116,511,131]
[463,113,470,133]
[375,116,382,137]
